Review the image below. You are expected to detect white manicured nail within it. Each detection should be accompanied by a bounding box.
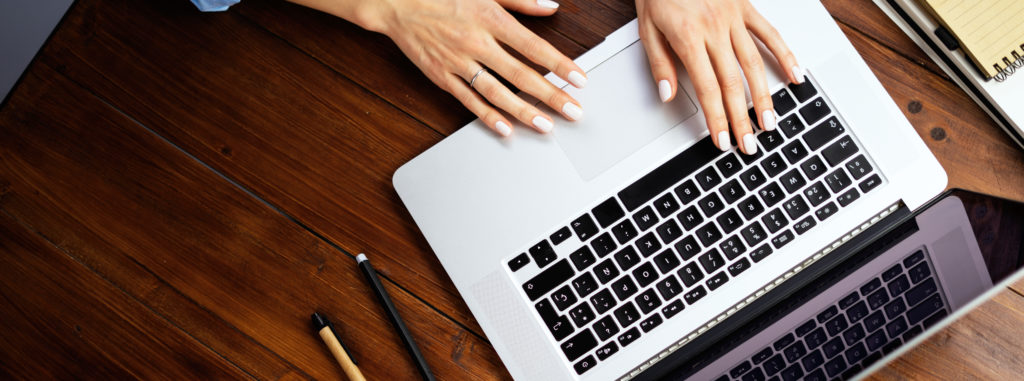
[717,131,731,151]
[658,80,672,102]
[537,0,559,9]
[762,110,777,131]
[532,116,554,132]
[742,133,758,155]
[792,65,805,84]
[562,102,583,121]
[568,71,587,88]
[495,121,512,136]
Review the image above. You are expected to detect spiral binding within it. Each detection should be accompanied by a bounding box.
[992,45,1024,82]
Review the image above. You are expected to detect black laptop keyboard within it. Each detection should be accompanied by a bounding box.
[714,249,949,381]
[508,78,885,375]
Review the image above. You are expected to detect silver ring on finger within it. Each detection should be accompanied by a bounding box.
[468,68,489,89]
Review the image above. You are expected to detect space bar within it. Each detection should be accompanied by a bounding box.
[618,136,720,211]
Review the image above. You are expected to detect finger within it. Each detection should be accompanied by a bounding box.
[493,20,587,88]
[639,18,677,103]
[471,68,554,133]
[744,3,802,84]
[732,26,776,132]
[667,35,731,151]
[480,44,583,122]
[446,73,514,137]
[494,0,561,16]
[706,34,757,155]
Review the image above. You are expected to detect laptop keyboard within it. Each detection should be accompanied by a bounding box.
[714,249,949,381]
[509,77,885,375]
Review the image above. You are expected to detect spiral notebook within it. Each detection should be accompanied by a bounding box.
[919,0,1024,81]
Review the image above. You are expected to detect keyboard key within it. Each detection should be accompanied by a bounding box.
[742,368,767,381]
[731,360,753,379]
[800,156,828,182]
[804,368,826,381]
[571,272,599,298]
[696,166,723,191]
[838,292,859,309]
[551,285,578,311]
[717,209,745,233]
[633,263,660,288]
[561,329,598,361]
[569,302,596,327]
[720,235,747,260]
[571,214,600,242]
[740,166,768,190]
[780,169,807,193]
[656,274,684,300]
[592,232,618,257]
[611,219,639,245]
[806,327,828,349]
[759,129,787,152]
[774,333,796,351]
[907,293,945,325]
[674,236,702,260]
[825,314,849,336]
[678,262,705,287]
[594,259,620,284]
[859,174,882,193]
[762,208,789,233]
[842,323,866,346]
[818,306,838,324]
[617,327,642,347]
[780,363,804,381]
[696,222,724,247]
[640,313,664,332]
[789,79,818,102]
[523,259,575,300]
[782,140,809,164]
[574,355,597,375]
[635,233,662,257]
[595,340,619,360]
[845,155,873,180]
[837,188,860,207]
[753,347,774,364]
[783,195,810,219]
[794,216,817,235]
[740,222,768,247]
[662,299,685,319]
[902,326,923,342]
[716,153,744,179]
[656,219,684,244]
[904,250,925,267]
[822,337,845,360]
[739,195,766,220]
[551,227,572,245]
[618,136,720,211]
[728,257,752,276]
[801,103,837,141]
[509,253,530,272]
[844,342,868,365]
[824,356,847,377]
[860,278,882,295]
[778,114,806,138]
[654,193,681,217]
[529,240,558,268]
[677,205,704,230]
[888,274,911,296]
[633,206,660,232]
[706,271,729,291]
[721,179,747,204]
[865,330,887,352]
[568,247,596,272]
[771,230,795,249]
[683,285,708,304]
[772,88,798,115]
[614,303,642,327]
[699,249,727,273]
[761,153,789,178]
[847,301,869,323]
[614,246,642,271]
[803,182,830,206]
[822,135,859,167]
[698,193,726,217]
[783,341,807,363]
[635,288,663,314]
[908,262,932,283]
[882,263,903,282]
[758,182,786,207]
[763,354,787,376]
[535,299,574,340]
[591,288,617,314]
[815,202,838,221]
[923,309,948,329]
[824,169,853,194]
[885,316,908,337]
[653,249,682,273]
[864,310,886,333]
[906,278,938,306]
[611,276,639,300]
[750,243,774,263]
[674,179,702,205]
[884,297,907,319]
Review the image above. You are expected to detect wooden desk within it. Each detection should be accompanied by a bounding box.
[1,0,1022,379]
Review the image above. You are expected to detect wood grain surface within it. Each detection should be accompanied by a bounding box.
[0,0,1021,379]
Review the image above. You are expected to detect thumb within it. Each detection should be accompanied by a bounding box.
[494,0,560,16]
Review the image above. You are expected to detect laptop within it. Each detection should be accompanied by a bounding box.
[393,0,953,379]
[0,0,74,106]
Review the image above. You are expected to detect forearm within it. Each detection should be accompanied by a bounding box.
[285,0,394,33]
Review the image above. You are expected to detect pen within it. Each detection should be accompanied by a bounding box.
[356,253,436,381]
[311,312,366,381]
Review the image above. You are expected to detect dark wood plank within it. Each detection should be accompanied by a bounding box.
[0,64,509,379]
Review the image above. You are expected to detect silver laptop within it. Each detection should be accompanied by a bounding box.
[393,0,949,379]
[0,0,74,105]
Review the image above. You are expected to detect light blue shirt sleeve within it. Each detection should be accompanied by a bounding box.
[192,0,241,12]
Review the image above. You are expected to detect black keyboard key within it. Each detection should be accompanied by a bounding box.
[742,368,767,381]
[825,315,849,336]
[677,205,704,231]
[864,310,886,333]
[882,263,903,282]
[806,327,828,349]
[654,249,682,273]
[771,229,795,250]
[571,214,600,242]
[569,302,596,327]
[780,169,807,193]
[772,88,798,115]
[656,219,684,244]
[595,340,619,360]
[782,140,809,165]
[805,369,826,381]
[741,222,768,247]
[633,206,660,232]
[739,195,766,220]
[763,354,787,376]
[885,316,908,337]
[923,309,948,329]
[698,193,726,217]
[716,153,744,179]
[721,179,747,204]
[760,134,787,159]
[762,208,789,233]
[635,232,662,257]
[794,320,816,338]
[611,276,639,300]
[569,247,596,271]
[800,100,834,133]
[535,299,573,340]
[551,226,572,245]
[699,249,727,273]
[640,313,664,333]
[789,79,817,102]
[888,274,911,296]
[844,342,867,364]
[758,182,786,208]
[617,327,642,347]
[860,278,882,296]
[904,250,925,267]
[696,222,724,247]
[571,272,599,298]
[779,114,806,138]
[744,243,770,263]
[793,216,816,235]
[805,116,846,152]
[509,253,530,272]
[594,258,620,284]
[591,288,617,314]
[656,274,684,300]
[822,337,845,359]
[706,271,729,291]
[842,323,866,346]
[859,174,882,193]
[907,293,945,325]
[619,136,720,211]
[784,341,808,363]
[815,202,838,221]
[822,136,859,167]
[662,299,685,319]
[803,182,830,207]
[674,179,702,205]
[684,285,708,304]
[906,278,938,306]
[654,193,681,217]
[837,188,860,207]
[633,263,660,288]
[635,288,663,314]
[817,306,839,323]
[865,330,887,352]
[774,333,796,351]
[696,166,723,191]
[561,329,598,361]
[731,360,753,379]
[612,219,639,245]
[614,246,642,271]
[847,301,869,323]
[824,356,847,378]
[523,259,575,300]
[675,236,702,260]
[678,262,705,287]
[908,262,932,284]
[718,209,745,234]
[529,240,558,268]
[720,235,747,260]
[780,363,804,381]
[884,297,907,320]
[761,153,789,178]
[753,347,774,364]
[824,169,853,194]
[838,292,859,309]
[902,325,923,342]
[551,285,578,311]
[845,155,873,180]
[573,355,597,375]
[728,257,752,276]
[740,166,768,190]
[592,232,618,257]
[614,303,642,327]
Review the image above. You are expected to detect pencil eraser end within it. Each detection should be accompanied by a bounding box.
[356,253,367,263]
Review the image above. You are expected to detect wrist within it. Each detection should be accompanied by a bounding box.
[349,0,395,34]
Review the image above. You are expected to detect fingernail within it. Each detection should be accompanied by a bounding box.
[762,110,777,131]
[742,133,758,155]
[568,71,587,88]
[658,80,672,103]
[792,65,805,84]
[532,116,554,132]
[562,102,583,121]
[717,131,731,151]
[495,121,512,137]
[537,0,559,9]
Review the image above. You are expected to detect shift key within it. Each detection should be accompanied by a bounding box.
[804,116,845,151]
[523,259,575,301]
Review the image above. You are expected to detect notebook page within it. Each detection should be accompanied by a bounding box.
[922,0,1024,78]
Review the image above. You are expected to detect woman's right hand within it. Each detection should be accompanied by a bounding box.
[356,0,587,137]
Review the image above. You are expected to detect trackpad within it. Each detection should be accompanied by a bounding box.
[552,41,699,181]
